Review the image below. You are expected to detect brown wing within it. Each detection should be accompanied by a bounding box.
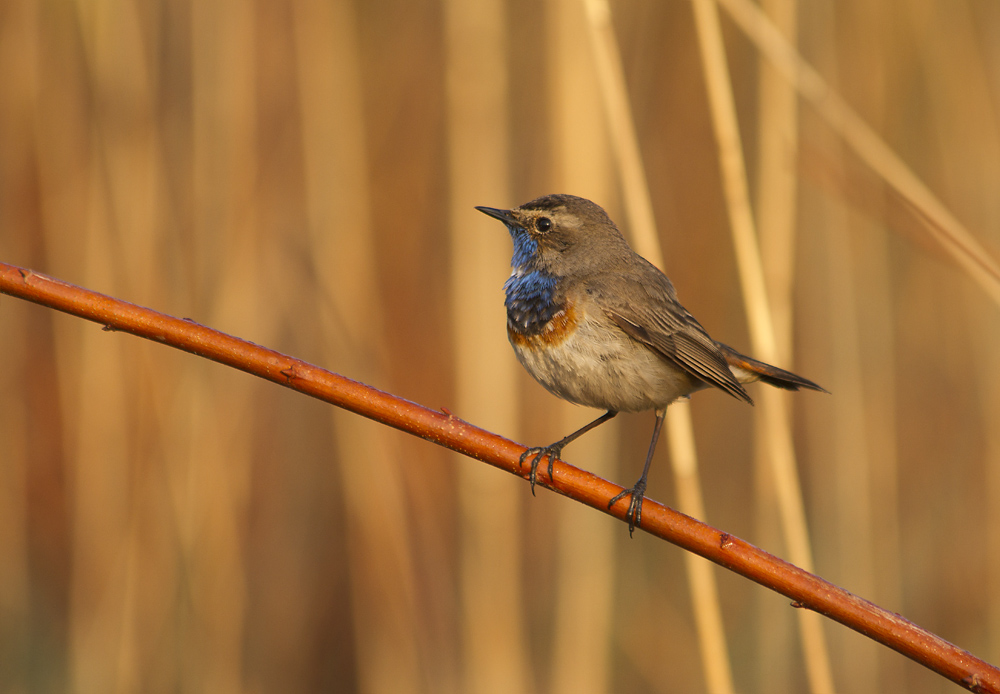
[600,272,753,404]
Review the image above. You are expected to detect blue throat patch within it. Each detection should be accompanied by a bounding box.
[504,271,561,335]
[508,225,538,269]
[503,224,563,335]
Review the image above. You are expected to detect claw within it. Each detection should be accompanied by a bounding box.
[608,480,647,536]
[514,411,619,498]
[517,445,562,494]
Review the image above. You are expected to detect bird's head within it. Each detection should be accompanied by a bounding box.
[476,194,627,277]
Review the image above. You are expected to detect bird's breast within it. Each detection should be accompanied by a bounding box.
[507,297,704,412]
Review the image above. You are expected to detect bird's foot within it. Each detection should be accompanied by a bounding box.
[608,478,648,537]
[517,444,564,495]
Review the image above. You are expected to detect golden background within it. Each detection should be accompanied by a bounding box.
[1,0,999,692]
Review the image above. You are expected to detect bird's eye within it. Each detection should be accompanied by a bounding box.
[535,217,552,232]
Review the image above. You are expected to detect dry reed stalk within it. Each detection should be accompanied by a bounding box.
[823,196,881,691]
[177,1,262,690]
[974,311,1000,664]
[806,6,900,690]
[548,1,617,691]
[61,2,190,690]
[915,2,1000,670]
[855,224,905,689]
[717,0,1000,307]
[580,0,657,261]
[293,2,427,692]
[0,306,30,689]
[689,0,834,691]
[753,0,800,688]
[445,1,532,692]
[667,402,736,694]
[755,0,799,364]
[581,1,736,691]
[0,4,63,692]
[837,8,906,691]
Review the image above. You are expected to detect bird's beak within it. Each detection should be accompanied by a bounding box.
[475,206,518,226]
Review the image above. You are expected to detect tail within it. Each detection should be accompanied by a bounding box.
[715,342,828,393]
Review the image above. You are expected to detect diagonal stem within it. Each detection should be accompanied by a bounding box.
[1,261,998,693]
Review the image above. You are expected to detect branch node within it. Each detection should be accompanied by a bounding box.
[962,674,985,693]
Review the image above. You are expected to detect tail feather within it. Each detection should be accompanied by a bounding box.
[715,342,828,393]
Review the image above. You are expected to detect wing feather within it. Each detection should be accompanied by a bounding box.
[604,285,753,404]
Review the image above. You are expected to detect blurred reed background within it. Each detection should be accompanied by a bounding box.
[1,0,999,692]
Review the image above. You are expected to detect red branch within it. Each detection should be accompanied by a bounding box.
[1,261,997,693]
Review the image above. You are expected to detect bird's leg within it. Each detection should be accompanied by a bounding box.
[608,407,666,536]
[519,410,618,494]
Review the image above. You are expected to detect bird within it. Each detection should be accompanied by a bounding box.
[476,194,826,535]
